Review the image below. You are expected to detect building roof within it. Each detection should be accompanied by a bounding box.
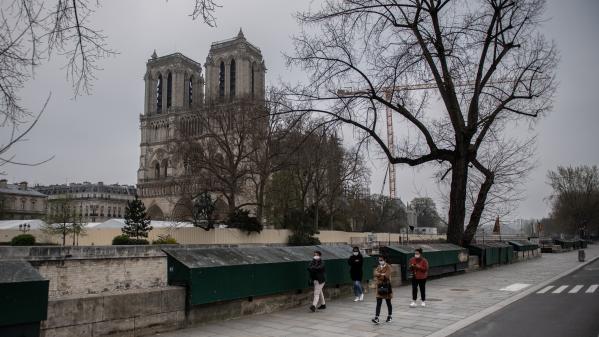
[209,28,262,56]
[0,183,47,197]
[34,182,136,196]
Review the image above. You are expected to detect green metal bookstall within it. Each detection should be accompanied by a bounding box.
[379,244,469,281]
[468,242,513,267]
[164,245,376,306]
[0,261,49,337]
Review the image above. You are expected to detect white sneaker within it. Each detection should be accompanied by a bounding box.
[359,294,364,301]
[421,301,426,307]
[409,301,416,308]
[353,297,359,302]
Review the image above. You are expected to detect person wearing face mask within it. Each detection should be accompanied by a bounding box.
[371,256,392,324]
[307,250,326,312]
[408,248,429,308]
[348,247,364,302]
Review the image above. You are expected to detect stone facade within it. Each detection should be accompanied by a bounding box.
[34,182,136,223]
[0,180,48,220]
[137,29,266,220]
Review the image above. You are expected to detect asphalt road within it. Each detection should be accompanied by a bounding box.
[450,257,599,337]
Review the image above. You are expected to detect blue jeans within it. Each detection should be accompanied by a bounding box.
[353,280,364,297]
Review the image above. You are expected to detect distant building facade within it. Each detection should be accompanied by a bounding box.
[137,29,266,220]
[34,182,136,223]
[0,180,48,220]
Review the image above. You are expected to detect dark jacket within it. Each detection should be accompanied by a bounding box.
[308,259,326,283]
[348,253,364,281]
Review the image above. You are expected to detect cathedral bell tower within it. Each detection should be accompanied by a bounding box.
[204,29,266,102]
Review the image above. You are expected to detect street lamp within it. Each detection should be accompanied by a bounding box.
[18,223,31,233]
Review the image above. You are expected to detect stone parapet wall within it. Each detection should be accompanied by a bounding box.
[40,284,358,337]
[41,287,185,337]
[0,246,168,298]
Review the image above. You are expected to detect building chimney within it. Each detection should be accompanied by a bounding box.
[18,181,28,190]
[0,179,7,189]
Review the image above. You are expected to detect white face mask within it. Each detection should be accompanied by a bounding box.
[353,252,359,256]
[313,255,320,260]
[415,254,421,259]
[378,260,385,266]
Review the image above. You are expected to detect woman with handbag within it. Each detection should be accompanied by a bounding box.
[372,256,392,324]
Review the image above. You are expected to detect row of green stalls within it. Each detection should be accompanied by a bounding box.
[468,242,514,267]
[378,244,469,281]
[553,238,587,250]
[0,261,49,337]
[164,245,377,306]
[508,240,540,258]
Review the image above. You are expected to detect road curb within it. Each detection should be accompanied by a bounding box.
[426,252,599,337]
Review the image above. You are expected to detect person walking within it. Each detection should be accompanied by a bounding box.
[409,248,429,308]
[308,250,326,312]
[348,246,364,302]
[372,256,392,324]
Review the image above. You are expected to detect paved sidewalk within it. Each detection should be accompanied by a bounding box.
[155,245,599,337]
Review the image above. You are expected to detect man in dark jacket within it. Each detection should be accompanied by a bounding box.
[308,250,326,312]
[348,246,364,301]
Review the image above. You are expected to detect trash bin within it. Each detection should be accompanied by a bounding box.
[578,249,586,262]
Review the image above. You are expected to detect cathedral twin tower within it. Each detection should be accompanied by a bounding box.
[137,30,266,220]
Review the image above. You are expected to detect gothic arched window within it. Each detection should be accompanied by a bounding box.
[162,159,169,178]
[188,76,193,106]
[230,59,236,98]
[156,74,163,113]
[154,162,160,179]
[219,61,225,97]
[166,72,173,109]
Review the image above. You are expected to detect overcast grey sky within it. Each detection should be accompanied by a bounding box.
[4,0,599,220]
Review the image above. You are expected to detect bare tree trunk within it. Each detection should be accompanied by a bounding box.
[463,174,494,245]
[447,157,469,245]
[314,199,319,232]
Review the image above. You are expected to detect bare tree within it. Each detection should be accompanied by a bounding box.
[547,165,599,236]
[175,101,263,216]
[43,193,78,246]
[282,0,557,245]
[247,91,304,222]
[0,0,219,168]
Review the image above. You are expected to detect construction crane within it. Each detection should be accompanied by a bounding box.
[337,77,544,200]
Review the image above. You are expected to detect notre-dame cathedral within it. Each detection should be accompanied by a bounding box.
[136,29,266,220]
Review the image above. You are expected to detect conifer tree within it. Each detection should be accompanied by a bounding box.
[122,195,152,239]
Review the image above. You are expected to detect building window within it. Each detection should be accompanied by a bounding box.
[219,61,225,97]
[108,206,111,217]
[31,199,36,211]
[100,206,104,217]
[155,162,160,179]
[166,72,172,109]
[229,59,236,98]
[188,76,193,106]
[156,74,163,113]
[21,199,26,210]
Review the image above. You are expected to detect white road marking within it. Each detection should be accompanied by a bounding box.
[537,286,554,294]
[500,283,531,292]
[552,285,569,293]
[568,285,584,293]
[586,284,598,293]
